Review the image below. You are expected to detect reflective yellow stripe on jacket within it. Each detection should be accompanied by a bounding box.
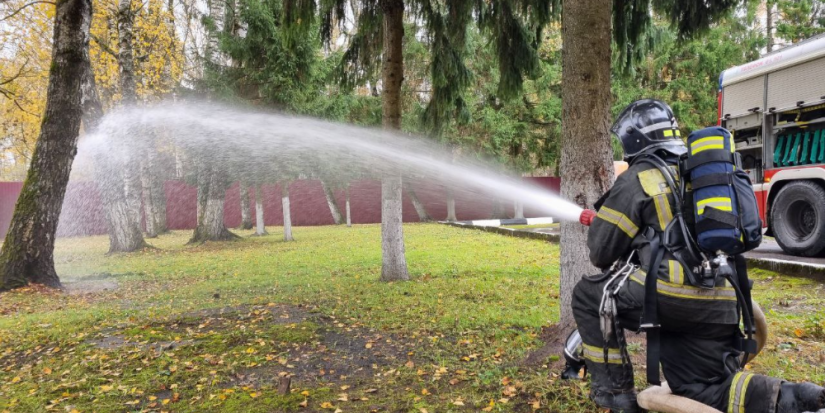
[668,260,683,285]
[630,271,737,301]
[652,194,674,232]
[596,206,639,238]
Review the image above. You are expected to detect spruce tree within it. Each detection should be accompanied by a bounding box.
[283,0,555,281]
[558,0,744,328]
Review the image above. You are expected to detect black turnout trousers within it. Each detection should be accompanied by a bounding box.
[572,274,782,413]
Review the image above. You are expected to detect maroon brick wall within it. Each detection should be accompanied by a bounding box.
[0,177,561,238]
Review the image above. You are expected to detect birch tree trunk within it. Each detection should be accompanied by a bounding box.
[190,166,238,243]
[151,177,167,233]
[255,184,268,235]
[141,157,158,238]
[0,0,93,290]
[446,187,457,222]
[320,180,344,225]
[766,0,775,53]
[281,182,294,241]
[379,0,409,281]
[345,184,352,227]
[490,199,507,219]
[82,53,147,253]
[404,181,431,222]
[559,0,615,328]
[117,0,145,233]
[239,181,253,229]
[513,201,524,219]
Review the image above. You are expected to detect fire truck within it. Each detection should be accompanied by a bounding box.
[719,34,825,256]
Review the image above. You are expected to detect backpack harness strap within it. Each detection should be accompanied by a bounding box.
[691,172,734,190]
[641,228,665,385]
[682,151,737,171]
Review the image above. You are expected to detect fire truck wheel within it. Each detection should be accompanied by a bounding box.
[771,181,825,257]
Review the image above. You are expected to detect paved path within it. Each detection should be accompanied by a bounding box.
[744,239,825,277]
[450,222,825,278]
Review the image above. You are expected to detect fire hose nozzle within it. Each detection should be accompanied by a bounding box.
[579,209,596,226]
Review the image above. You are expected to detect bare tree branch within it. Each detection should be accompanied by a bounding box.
[0,58,30,86]
[0,0,55,22]
[91,34,119,57]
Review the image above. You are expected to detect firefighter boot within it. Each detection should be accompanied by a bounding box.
[591,388,640,413]
[777,382,825,413]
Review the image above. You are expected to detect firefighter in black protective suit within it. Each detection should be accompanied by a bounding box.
[567,99,825,413]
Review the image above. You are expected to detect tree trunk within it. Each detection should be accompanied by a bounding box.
[558,0,615,328]
[766,0,775,53]
[190,166,238,243]
[281,182,294,241]
[141,156,158,238]
[239,181,253,229]
[320,180,344,225]
[490,199,507,219]
[0,0,93,291]
[379,0,409,281]
[446,187,457,222]
[151,176,167,233]
[513,200,524,219]
[117,0,144,233]
[206,0,226,64]
[82,52,147,253]
[118,0,136,105]
[381,176,409,281]
[404,180,431,222]
[345,184,352,227]
[255,184,268,235]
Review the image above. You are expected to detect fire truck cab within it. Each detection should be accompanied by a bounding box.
[719,34,825,257]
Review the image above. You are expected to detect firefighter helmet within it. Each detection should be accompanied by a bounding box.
[611,99,686,161]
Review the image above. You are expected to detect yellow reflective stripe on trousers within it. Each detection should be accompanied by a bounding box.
[582,343,623,365]
[728,372,754,413]
[667,260,683,285]
[691,136,725,155]
[630,271,737,301]
[596,206,639,238]
[653,194,674,232]
[697,197,733,214]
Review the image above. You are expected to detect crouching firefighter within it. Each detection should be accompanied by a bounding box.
[563,99,825,413]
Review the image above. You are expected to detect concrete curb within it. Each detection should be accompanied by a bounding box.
[745,257,825,281]
[443,221,825,280]
[442,221,560,243]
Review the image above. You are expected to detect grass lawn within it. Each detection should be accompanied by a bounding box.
[0,223,823,413]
